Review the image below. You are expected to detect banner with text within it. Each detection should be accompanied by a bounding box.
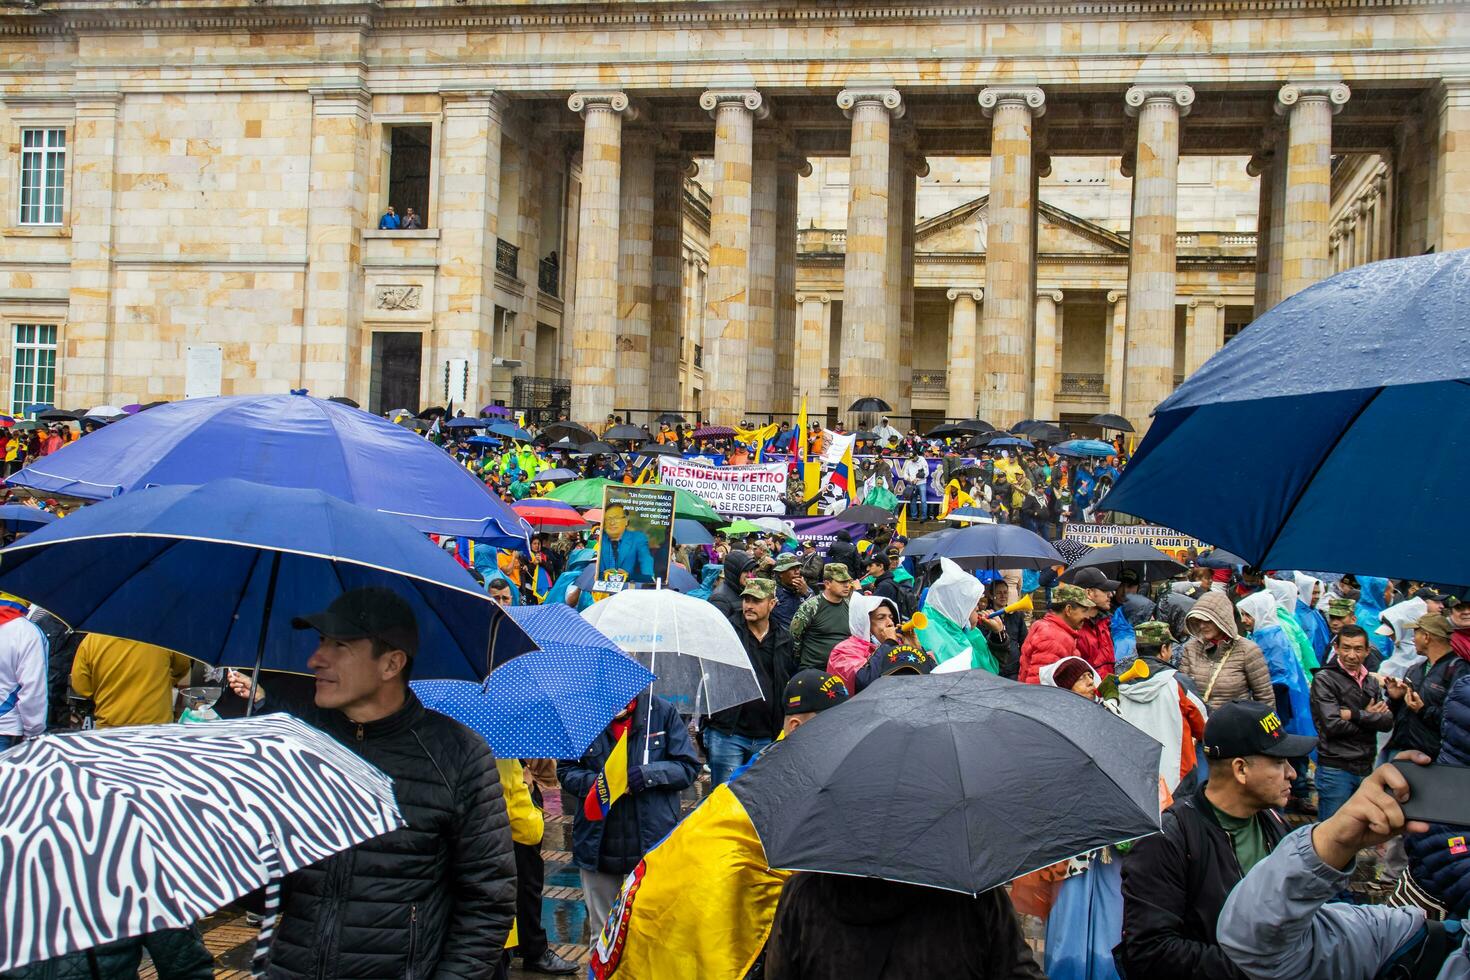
[1063,522,1206,561]
[657,459,788,516]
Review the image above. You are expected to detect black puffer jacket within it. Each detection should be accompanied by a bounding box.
[709,550,755,618]
[266,690,516,980]
[1,928,212,980]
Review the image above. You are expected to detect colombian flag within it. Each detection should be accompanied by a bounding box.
[794,396,808,466]
[583,727,631,822]
[833,440,856,502]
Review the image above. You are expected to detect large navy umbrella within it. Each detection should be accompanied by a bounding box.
[0,504,57,532]
[915,523,1062,571]
[0,479,537,683]
[729,671,1161,895]
[1061,543,1186,583]
[5,392,529,548]
[1100,251,1470,583]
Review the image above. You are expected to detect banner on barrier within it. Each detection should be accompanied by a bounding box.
[1062,522,1205,561]
[657,458,788,516]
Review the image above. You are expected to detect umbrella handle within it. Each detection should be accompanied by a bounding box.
[251,841,282,980]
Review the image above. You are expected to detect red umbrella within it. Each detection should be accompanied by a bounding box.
[512,498,590,531]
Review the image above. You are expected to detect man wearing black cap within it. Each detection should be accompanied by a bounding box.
[228,587,516,980]
[1070,566,1119,675]
[1118,700,1313,980]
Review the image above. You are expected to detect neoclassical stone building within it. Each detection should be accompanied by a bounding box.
[0,0,1465,431]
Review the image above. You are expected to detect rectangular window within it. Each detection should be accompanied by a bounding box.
[19,128,66,225]
[12,323,58,411]
[385,125,431,228]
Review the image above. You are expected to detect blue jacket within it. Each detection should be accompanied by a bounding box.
[557,692,700,875]
[1406,670,1470,918]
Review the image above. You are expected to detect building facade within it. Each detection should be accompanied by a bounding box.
[0,0,1465,430]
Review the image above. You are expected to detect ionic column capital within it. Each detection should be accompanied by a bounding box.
[1119,150,1135,179]
[1329,230,1342,245]
[1035,152,1053,179]
[946,288,984,303]
[1036,289,1064,304]
[1345,201,1362,220]
[1125,84,1195,118]
[776,130,812,177]
[1275,82,1351,116]
[836,87,904,120]
[568,91,639,121]
[979,86,1046,119]
[796,292,831,305]
[700,89,769,120]
[1245,150,1273,177]
[1107,290,1126,305]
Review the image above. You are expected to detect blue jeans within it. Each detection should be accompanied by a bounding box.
[705,728,771,786]
[1316,765,1364,821]
[0,734,18,752]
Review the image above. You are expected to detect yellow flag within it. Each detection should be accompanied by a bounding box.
[589,783,790,980]
[841,439,856,502]
[733,422,779,463]
[896,505,908,538]
[795,396,808,465]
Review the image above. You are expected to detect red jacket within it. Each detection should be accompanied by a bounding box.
[1019,613,1079,685]
[1076,614,1115,676]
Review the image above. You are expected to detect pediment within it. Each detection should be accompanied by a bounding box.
[915,194,1130,256]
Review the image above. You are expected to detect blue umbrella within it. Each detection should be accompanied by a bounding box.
[486,421,532,441]
[0,504,57,532]
[0,479,537,685]
[411,604,654,758]
[1100,250,1470,582]
[444,417,486,430]
[985,436,1034,449]
[534,467,581,484]
[5,392,529,548]
[466,435,500,447]
[1054,439,1117,458]
[915,523,1062,572]
[673,517,714,546]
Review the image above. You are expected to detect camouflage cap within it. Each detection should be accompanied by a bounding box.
[1052,584,1096,608]
[1134,620,1175,646]
[742,577,777,600]
[773,553,803,573]
[1326,596,1356,618]
[823,562,854,582]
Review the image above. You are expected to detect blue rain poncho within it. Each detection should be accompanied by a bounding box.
[1238,591,1316,742]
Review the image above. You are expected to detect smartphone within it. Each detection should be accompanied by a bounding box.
[1391,762,1470,826]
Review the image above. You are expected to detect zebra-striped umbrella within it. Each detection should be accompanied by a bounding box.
[0,714,403,975]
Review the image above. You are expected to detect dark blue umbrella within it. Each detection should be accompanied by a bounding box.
[985,436,1034,449]
[466,435,500,447]
[410,604,654,758]
[5,392,529,548]
[915,523,1062,572]
[486,421,532,441]
[1100,251,1470,583]
[0,480,537,685]
[673,518,714,546]
[0,504,57,532]
[444,417,486,431]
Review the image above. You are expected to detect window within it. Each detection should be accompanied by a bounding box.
[385,125,431,228]
[12,323,58,411]
[19,128,66,225]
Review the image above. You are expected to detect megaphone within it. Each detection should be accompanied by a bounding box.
[1118,658,1151,683]
[898,611,928,633]
[987,593,1032,618]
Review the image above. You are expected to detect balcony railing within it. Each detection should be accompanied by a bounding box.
[1059,373,1105,396]
[538,255,559,296]
[495,238,519,279]
[912,370,947,393]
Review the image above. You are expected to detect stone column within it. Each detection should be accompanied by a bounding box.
[1122,84,1193,430]
[1359,189,1378,265]
[568,91,635,423]
[1033,290,1062,421]
[746,130,779,415]
[1430,80,1470,253]
[699,89,766,424]
[773,145,807,413]
[945,288,982,419]
[1341,204,1359,271]
[978,86,1045,426]
[1184,297,1224,376]
[614,135,655,412]
[1106,291,1127,414]
[649,147,688,405]
[1265,143,1290,309]
[1275,82,1351,299]
[836,86,903,415]
[1247,150,1274,318]
[896,149,923,419]
[796,293,832,406]
[61,93,123,406]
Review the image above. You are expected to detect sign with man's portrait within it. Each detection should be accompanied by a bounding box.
[594,485,676,591]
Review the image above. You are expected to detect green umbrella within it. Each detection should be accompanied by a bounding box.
[719,519,769,536]
[546,478,725,525]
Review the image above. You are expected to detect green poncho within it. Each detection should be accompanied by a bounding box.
[916,608,999,674]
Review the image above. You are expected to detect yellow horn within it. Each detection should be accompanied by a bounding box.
[1003,593,1033,615]
[1118,658,1151,683]
[899,611,928,633]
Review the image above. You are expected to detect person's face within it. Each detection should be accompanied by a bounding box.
[1235,755,1296,810]
[866,561,885,579]
[969,600,983,629]
[1239,611,1255,633]
[604,507,628,538]
[387,206,395,215]
[1425,598,1445,615]
[1414,628,1432,654]
[1451,604,1470,630]
[307,636,404,711]
[1335,633,1370,671]
[826,577,853,599]
[991,583,1010,607]
[751,541,769,559]
[1194,619,1225,644]
[1086,587,1112,612]
[406,208,415,217]
[488,584,513,608]
[779,567,803,589]
[870,605,897,641]
[1061,603,1089,628]
[1070,673,1097,699]
[742,595,776,624]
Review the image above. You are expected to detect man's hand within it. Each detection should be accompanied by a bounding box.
[1310,752,1433,870]
[1338,707,1353,721]
[226,669,265,704]
[1383,676,1408,700]
[1405,688,1425,712]
[1365,698,1390,716]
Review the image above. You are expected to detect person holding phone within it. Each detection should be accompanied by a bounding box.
[1383,614,1467,761]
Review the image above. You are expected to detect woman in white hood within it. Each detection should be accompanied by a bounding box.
[825,592,901,690]
[1265,577,1319,672]
[915,557,1002,674]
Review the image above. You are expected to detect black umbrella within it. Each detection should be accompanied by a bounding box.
[729,671,1161,895]
[632,442,682,457]
[539,421,597,444]
[1029,424,1067,444]
[962,432,1010,451]
[948,464,986,481]
[604,423,653,442]
[576,440,619,455]
[1198,547,1247,569]
[915,523,1062,572]
[925,423,973,439]
[37,409,80,422]
[1061,543,1186,583]
[848,397,892,413]
[533,467,581,483]
[1008,419,1041,435]
[832,504,898,526]
[1088,413,1135,433]
[1054,538,1096,568]
[539,436,583,454]
[655,413,687,425]
[416,405,447,419]
[853,430,878,441]
[328,396,361,409]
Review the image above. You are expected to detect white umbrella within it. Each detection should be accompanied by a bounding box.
[751,516,797,538]
[83,405,127,423]
[582,588,762,760]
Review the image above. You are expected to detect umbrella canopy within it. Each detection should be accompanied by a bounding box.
[0,503,57,532]
[0,714,403,973]
[655,413,687,425]
[942,507,994,524]
[924,423,973,439]
[848,397,892,413]
[692,425,735,439]
[604,423,653,442]
[416,405,447,419]
[411,605,655,759]
[1088,412,1135,432]
[582,589,761,717]
[727,671,1161,895]
[541,437,584,453]
[1028,423,1067,444]
[540,421,597,444]
[1008,419,1041,434]
[1054,538,1096,567]
[466,435,500,448]
[1062,543,1186,583]
[1054,439,1118,458]
[903,528,956,561]
[486,421,531,441]
[911,523,1062,571]
[750,516,797,538]
[512,498,591,531]
[1099,251,1470,583]
[984,436,1034,449]
[36,409,80,422]
[0,479,537,680]
[327,396,360,408]
[85,405,127,420]
[720,518,771,536]
[6,392,529,547]
[480,405,512,418]
[673,517,715,546]
[832,504,898,526]
[444,417,486,430]
[632,442,682,457]
[1198,547,1247,569]
[534,467,581,484]
[576,440,619,455]
[546,478,723,524]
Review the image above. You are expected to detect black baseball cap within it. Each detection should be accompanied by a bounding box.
[1070,567,1121,591]
[292,587,419,658]
[783,669,850,715]
[1201,700,1316,760]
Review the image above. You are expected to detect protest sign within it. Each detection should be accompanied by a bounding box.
[1063,522,1205,561]
[596,485,675,591]
[657,458,787,515]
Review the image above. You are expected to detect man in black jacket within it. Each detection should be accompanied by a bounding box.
[1310,625,1394,820]
[1117,700,1313,979]
[1384,612,1467,759]
[704,578,794,785]
[230,588,516,980]
[709,549,755,618]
